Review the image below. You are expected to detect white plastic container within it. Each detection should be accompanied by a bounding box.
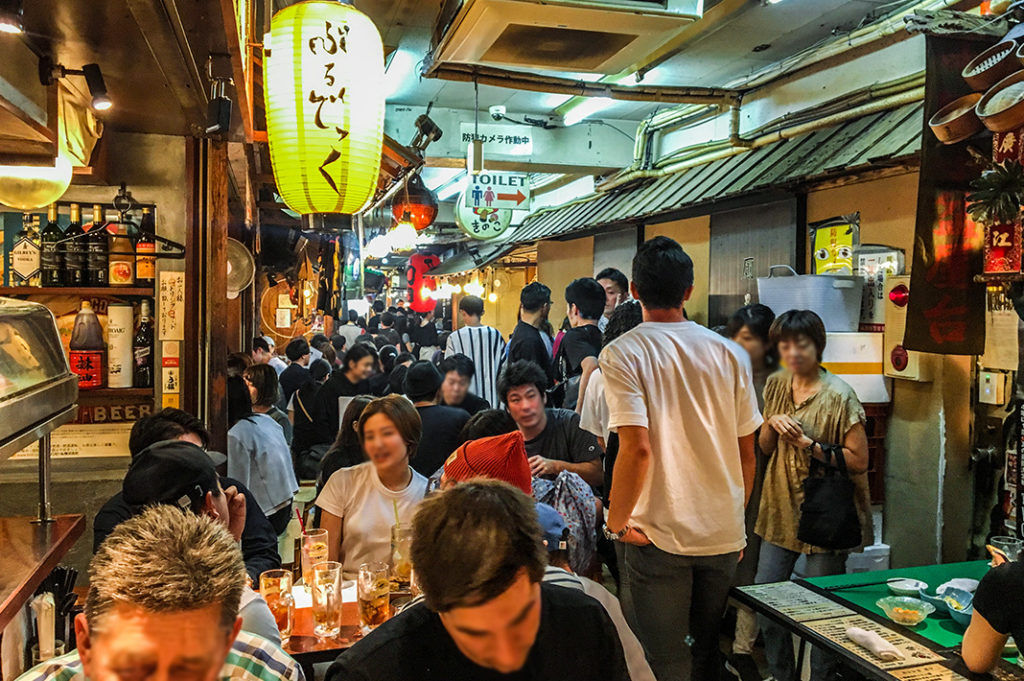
[846,544,891,574]
[106,303,134,388]
[758,265,865,332]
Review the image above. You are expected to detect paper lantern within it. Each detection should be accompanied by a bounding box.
[264,0,385,215]
[392,175,438,231]
[407,253,440,313]
[0,155,72,210]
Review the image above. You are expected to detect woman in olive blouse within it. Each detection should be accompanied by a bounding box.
[755,310,873,681]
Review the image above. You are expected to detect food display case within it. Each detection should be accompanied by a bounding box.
[0,296,78,520]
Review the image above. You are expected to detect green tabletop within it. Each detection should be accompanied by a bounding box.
[806,561,991,650]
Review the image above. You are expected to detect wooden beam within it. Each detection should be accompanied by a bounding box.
[217,0,254,142]
[207,139,230,449]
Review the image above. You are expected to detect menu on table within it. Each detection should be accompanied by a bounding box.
[803,615,944,670]
[889,664,971,681]
[738,582,856,622]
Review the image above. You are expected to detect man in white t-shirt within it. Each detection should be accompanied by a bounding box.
[600,236,762,681]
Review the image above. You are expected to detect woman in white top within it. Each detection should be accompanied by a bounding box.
[316,394,428,580]
[226,375,298,534]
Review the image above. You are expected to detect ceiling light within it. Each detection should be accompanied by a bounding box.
[383,49,415,101]
[563,97,613,126]
[40,58,114,112]
[436,173,467,201]
[0,0,23,34]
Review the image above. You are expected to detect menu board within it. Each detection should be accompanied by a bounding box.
[738,582,856,622]
[890,665,971,681]
[803,615,944,670]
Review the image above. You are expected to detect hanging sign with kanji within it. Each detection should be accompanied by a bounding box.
[464,171,531,211]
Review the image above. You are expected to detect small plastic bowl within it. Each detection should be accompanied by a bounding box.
[918,586,974,616]
[949,603,974,629]
[918,587,952,615]
[888,578,928,597]
[877,596,935,627]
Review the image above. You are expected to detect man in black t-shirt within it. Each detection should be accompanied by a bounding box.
[553,278,605,410]
[439,354,490,415]
[326,481,627,681]
[498,360,602,487]
[508,282,554,386]
[404,360,470,476]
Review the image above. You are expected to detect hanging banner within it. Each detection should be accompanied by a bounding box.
[455,189,512,240]
[905,36,987,355]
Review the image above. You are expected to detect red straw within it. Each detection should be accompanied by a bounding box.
[295,508,306,534]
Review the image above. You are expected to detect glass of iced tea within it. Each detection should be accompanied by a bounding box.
[311,561,343,639]
[358,561,391,632]
[259,569,294,641]
[390,523,414,591]
[301,528,329,589]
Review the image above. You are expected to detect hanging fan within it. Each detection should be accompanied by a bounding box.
[226,238,256,300]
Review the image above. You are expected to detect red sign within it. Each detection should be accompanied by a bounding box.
[983,221,1022,274]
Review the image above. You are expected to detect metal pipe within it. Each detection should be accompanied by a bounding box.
[37,433,53,523]
[356,213,365,298]
[597,87,924,192]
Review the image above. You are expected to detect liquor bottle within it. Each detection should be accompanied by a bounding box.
[108,220,135,287]
[40,204,65,287]
[63,204,87,287]
[69,300,106,389]
[135,207,156,287]
[106,303,134,388]
[133,299,154,388]
[9,213,41,287]
[85,204,108,286]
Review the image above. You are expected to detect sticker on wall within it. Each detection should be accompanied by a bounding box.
[158,271,185,341]
[161,367,180,394]
[809,214,860,275]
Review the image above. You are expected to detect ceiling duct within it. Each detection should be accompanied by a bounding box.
[427,0,704,75]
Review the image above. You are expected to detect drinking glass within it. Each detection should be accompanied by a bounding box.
[311,561,343,638]
[301,528,329,588]
[358,561,391,631]
[992,535,1023,561]
[390,523,414,590]
[259,569,294,641]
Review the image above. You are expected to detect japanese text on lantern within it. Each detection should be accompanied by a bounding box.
[306,19,350,195]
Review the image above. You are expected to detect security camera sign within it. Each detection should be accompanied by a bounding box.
[465,171,531,211]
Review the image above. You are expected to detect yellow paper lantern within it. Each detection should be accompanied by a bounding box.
[264,0,385,215]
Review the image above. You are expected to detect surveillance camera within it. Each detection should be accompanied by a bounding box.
[489,105,506,121]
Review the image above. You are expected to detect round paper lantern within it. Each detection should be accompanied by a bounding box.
[407,252,440,313]
[392,174,438,231]
[0,155,72,210]
[264,0,385,215]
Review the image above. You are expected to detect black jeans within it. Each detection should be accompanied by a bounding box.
[621,542,740,681]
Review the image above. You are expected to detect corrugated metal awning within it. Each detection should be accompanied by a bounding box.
[427,240,517,276]
[513,102,923,244]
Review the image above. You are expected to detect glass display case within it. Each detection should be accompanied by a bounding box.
[0,296,78,519]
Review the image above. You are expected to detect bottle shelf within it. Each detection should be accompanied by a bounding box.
[0,286,155,297]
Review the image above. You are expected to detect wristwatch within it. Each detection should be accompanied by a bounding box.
[602,523,630,541]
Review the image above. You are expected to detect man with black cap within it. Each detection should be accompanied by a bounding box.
[120,440,282,645]
[92,409,281,582]
[508,281,554,385]
[404,360,469,477]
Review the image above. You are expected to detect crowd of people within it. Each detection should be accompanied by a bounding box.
[26,234,913,681]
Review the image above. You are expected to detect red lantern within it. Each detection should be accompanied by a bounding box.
[392,174,438,231]
[407,252,441,313]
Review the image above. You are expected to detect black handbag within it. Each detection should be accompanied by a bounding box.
[797,443,863,550]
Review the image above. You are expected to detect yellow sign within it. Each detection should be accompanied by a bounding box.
[810,214,859,275]
[264,0,385,215]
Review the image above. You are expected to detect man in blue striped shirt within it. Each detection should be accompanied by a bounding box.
[17,506,302,681]
[444,295,506,408]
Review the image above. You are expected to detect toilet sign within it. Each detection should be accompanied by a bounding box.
[465,172,531,210]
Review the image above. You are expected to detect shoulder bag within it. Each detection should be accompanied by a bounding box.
[797,443,862,551]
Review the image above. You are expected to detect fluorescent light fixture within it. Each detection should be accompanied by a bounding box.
[383,49,415,101]
[563,97,613,126]
[436,174,467,201]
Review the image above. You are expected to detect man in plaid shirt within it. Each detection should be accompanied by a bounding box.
[17,506,302,681]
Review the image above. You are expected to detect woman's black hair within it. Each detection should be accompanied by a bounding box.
[343,343,375,375]
[770,309,826,363]
[243,363,280,409]
[226,375,254,429]
[602,299,643,348]
[726,303,779,368]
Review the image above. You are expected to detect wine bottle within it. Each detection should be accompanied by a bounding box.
[135,207,156,286]
[108,220,135,287]
[133,299,154,388]
[40,203,65,287]
[63,204,86,287]
[69,300,106,389]
[9,212,41,287]
[85,204,108,287]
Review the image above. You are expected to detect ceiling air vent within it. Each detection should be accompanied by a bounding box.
[430,0,704,75]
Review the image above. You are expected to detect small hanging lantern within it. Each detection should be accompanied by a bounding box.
[407,252,440,313]
[392,174,438,231]
[263,0,385,215]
